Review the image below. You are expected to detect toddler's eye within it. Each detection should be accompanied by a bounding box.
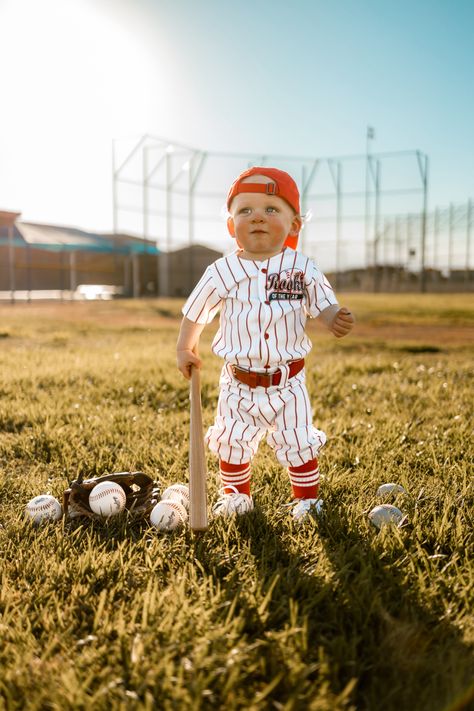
[239,208,251,215]
[266,207,277,213]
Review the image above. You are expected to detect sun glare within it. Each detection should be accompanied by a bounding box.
[0,0,166,228]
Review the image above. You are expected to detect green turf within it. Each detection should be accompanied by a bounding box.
[0,296,473,710]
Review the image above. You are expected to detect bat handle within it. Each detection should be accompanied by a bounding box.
[191,362,200,393]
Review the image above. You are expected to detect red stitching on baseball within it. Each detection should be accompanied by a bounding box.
[90,489,126,501]
[160,500,186,520]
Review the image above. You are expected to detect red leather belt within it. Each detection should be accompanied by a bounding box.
[231,359,305,389]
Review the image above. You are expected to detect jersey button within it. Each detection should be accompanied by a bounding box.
[264,333,269,339]
[265,300,270,305]
[261,268,267,273]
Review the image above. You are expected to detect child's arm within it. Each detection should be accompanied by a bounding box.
[318,304,355,338]
[176,317,206,379]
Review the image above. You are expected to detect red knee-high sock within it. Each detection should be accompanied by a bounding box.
[288,458,320,499]
[219,460,251,496]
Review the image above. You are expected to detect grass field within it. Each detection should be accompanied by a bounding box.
[0,294,473,711]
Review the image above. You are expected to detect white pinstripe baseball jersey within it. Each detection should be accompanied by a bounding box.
[182,247,338,370]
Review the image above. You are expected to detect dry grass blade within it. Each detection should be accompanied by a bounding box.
[0,295,473,711]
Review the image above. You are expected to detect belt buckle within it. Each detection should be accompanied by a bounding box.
[232,365,257,388]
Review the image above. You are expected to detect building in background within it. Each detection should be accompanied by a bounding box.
[156,244,221,298]
[0,211,222,300]
[2,208,471,298]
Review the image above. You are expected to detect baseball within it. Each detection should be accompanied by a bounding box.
[89,481,126,517]
[25,495,62,525]
[376,482,406,498]
[150,499,188,530]
[161,484,190,510]
[368,504,405,530]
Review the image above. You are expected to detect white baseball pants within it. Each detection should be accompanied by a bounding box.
[205,365,327,468]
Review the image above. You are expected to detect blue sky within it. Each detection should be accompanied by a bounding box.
[0,0,472,231]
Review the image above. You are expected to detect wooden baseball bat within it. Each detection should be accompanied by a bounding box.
[189,365,208,531]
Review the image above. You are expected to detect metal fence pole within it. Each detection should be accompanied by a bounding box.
[395,216,401,276]
[27,243,32,302]
[112,139,118,235]
[448,203,454,275]
[143,147,149,244]
[69,251,77,299]
[301,165,307,255]
[433,206,439,272]
[466,198,472,283]
[132,253,139,298]
[300,160,319,257]
[188,155,194,294]
[418,153,429,292]
[373,160,381,292]
[8,225,15,303]
[364,126,375,269]
[407,214,412,276]
[328,159,343,288]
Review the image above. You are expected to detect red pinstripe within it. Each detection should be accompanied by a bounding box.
[189,286,218,322]
[213,302,227,355]
[250,388,272,428]
[280,428,291,461]
[224,297,236,360]
[235,300,244,365]
[239,425,250,464]
[236,395,245,420]
[237,383,257,426]
[214,261,229,291]
[266,392,278,419]
[237,255,251,279]
[293,427,305,465]
[224,256,238,283]
[278,393,288,430]
[296,381,310,426]
[220,419,237,457]
[257,302,263,362]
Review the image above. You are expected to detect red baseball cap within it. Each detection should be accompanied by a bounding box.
[226,166,301,215]
[226,167,301,249]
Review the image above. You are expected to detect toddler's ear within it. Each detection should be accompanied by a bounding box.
[284,215,302,250]
[227,217,235,237]
[290,214,303,235]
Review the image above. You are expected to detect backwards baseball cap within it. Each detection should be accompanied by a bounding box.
[226,166,301,249]
[227,166,300,214]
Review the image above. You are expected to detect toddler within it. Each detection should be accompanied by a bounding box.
[177,167,354,520]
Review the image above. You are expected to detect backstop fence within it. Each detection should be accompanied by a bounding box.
[112,135,473,292]
[1,136,472,299]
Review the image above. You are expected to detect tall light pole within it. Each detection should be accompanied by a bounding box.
[364,126,375,272]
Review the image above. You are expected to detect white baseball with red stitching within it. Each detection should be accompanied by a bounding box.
[89,481,126,517]
[25,495,62,525]
[150,499,188,530]
[161,484,190,511]
[368,504,404,529]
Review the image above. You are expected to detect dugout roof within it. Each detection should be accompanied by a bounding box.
[0,221,159,254]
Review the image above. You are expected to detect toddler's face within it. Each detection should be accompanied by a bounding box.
[230,179,301,260]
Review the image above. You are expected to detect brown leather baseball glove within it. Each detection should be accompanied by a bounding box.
[63,471,160,520]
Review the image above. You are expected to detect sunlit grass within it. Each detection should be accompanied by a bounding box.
[0,296,473,710]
